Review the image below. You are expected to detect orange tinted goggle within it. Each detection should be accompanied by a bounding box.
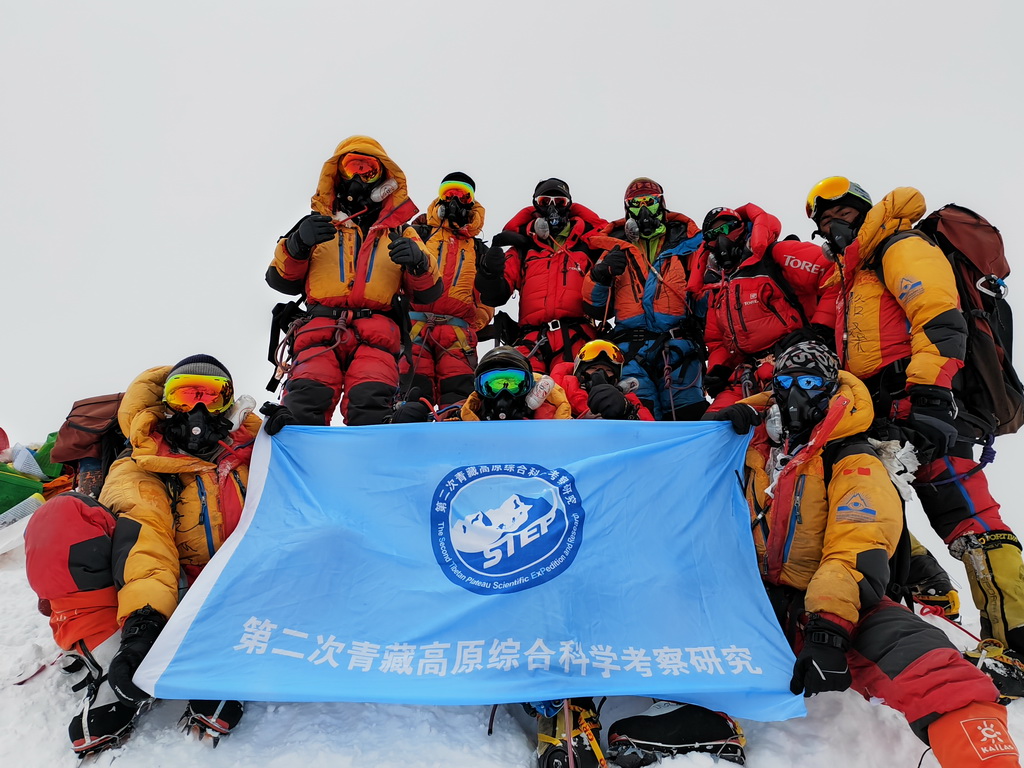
[339,153,383,183]
[577,340,624,365]
[163,374,234,414]
[805,176,853,219]
[439,180,474,203]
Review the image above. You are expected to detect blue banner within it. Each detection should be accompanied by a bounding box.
[136,421,804,721]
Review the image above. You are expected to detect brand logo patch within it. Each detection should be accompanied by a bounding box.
[836,492,877,522]
[960,716,1018,760]
[431,465,585,594]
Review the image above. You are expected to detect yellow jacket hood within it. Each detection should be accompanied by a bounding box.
[311,135,416,224]
[857,187,928,261]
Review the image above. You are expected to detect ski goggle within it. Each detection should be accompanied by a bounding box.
[626,195,662,212]
[535,195,570,208]
[339,153,383,183]
[163,374,234,414]
[805,176,871,220]
[774,374,827,391]
[576,340,625,366]
[439,180,474,203]
[703,219,744,242]
[475,368,533,398]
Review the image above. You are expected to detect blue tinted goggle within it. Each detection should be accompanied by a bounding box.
[774,374,827,391]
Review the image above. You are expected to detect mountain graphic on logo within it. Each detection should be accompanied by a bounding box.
[451,493,553,554]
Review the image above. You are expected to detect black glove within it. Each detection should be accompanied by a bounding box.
[702,403,761,434]
[905,385,959,463]
[479,244,508,278]
[790,615,852,697]
[490,230,531,251]
[587,383,631,420]
[285,214,336,259]
[108,606,167,707]
[589,246,628,286]
[389,389,432,423]
[703,364,733,398]
[388,236,429,275]
[259,401,297,435]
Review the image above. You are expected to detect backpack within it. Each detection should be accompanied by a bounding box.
[878,204,1024,438]
[50,393,129,496]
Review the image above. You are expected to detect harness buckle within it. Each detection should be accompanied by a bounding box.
[546,319,562,332]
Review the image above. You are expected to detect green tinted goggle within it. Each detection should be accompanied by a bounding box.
[475,368,533,398]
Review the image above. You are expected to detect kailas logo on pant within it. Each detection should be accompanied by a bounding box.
[430,464,585,594]
[961,717,1018,759]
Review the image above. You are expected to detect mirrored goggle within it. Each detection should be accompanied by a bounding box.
[703,220,744,242]
[627,195,661,211]
[535,195,570,208]
[339,153,383,183]
[163,374,234,414]
[577,340,624,365]
[439,181,474,203]
[774,374,827,391]
[805,176,853,219]
[476,368,533,398]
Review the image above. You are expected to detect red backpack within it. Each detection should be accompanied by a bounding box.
[879,204,1023,437]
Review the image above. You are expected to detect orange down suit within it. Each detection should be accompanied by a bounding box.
[402,198,493,406]
[743,372,1001,744]
[266,136,442,425]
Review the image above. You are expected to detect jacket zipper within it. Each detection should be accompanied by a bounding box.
[782,474,806,563]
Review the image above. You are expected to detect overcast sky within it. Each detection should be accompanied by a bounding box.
[2,1,1022,443]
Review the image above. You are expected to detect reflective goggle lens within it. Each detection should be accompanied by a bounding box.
[535,195,570,208]
[627,195,661,210]
[476,368,532,398]
[805,176,853,219]
[703,220,744,242]
[339,153,383,183]
[774,374,826,391]
[439,180,474,203]
[577,340,625,365]
[163,374,234,414]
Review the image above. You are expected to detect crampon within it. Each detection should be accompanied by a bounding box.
[963,640,1024,704]
[535,698,607,768]
[605,701,746,766]
[179,699,244,746]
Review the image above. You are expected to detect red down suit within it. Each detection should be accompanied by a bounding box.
[476,204,607,372]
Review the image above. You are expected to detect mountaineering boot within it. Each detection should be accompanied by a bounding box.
[963,639,1024,703]
[928,700,1020,767]
[952,532,1024,654]
[606,700,745,766]
[180,699,245,746]
[534,697,605,768]
[65,634,148,758]
[906,537,961,621]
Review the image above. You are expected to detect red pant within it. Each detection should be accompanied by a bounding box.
[399,324,478,406]
[284,314,400,426]
[516,323,597,374]
[914,455,1007,543]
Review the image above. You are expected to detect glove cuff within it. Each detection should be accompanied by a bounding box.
[121,605,167,646]
[285,232,312,260]
[907,384,954,408]
[804,613,851,651]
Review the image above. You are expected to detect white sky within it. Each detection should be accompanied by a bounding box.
[2,0,1022,442]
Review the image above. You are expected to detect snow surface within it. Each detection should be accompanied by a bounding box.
[2,493,1023,767]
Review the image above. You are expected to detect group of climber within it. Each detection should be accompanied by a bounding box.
[18,133,1023,766]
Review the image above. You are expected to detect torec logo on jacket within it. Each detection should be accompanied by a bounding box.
[430,465,585,594]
